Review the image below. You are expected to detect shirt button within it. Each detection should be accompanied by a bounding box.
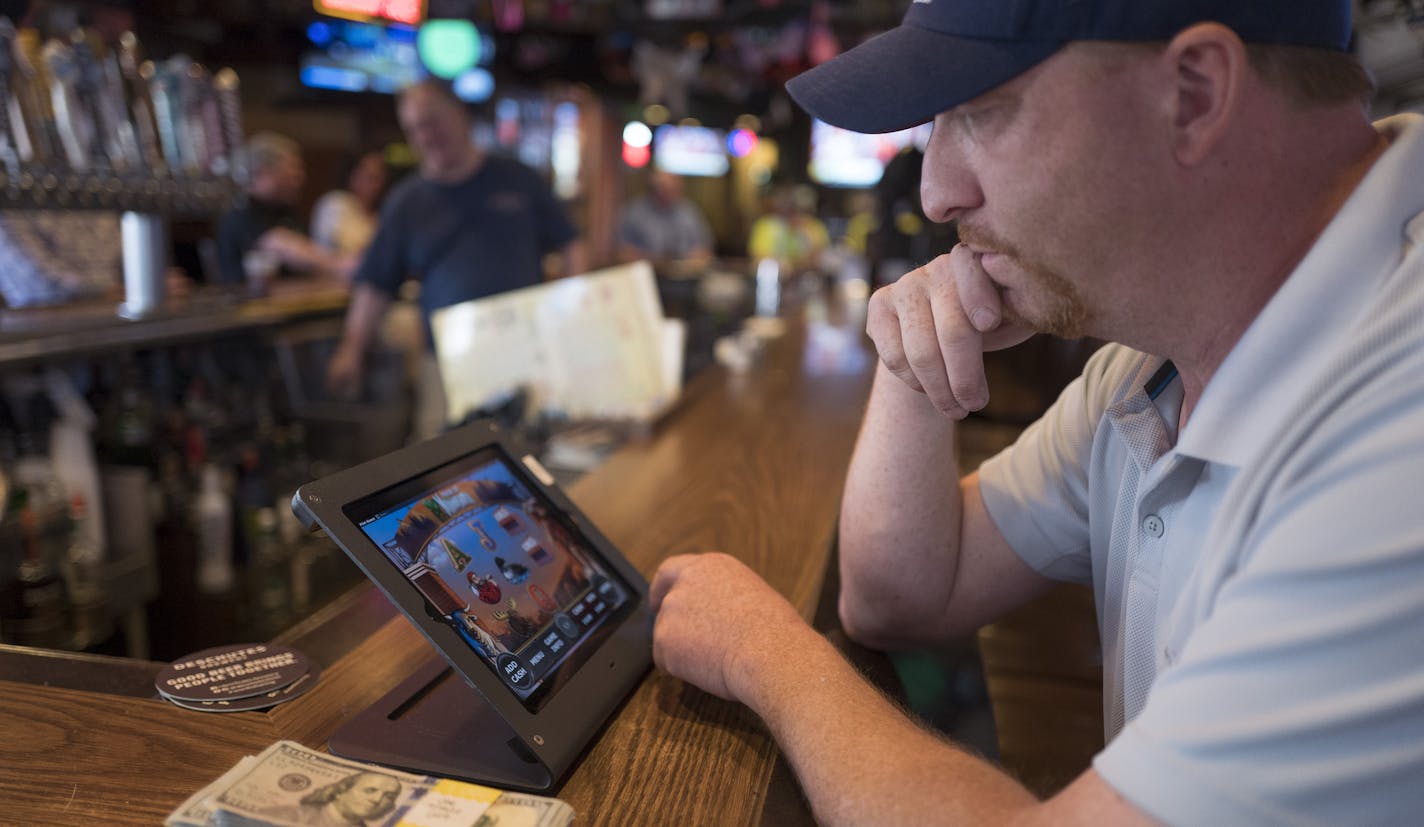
[1142,514,1165,538]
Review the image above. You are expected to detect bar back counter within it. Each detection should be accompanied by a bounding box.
[0,292,876,825]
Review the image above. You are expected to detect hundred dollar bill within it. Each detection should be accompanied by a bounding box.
[472,791,576,827]
[208,741,427,827]
[165,757,255,827]
[398,778,572,827]
[180,740,572,827]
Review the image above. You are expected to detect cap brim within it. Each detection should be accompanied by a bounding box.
[786,26,1064,134]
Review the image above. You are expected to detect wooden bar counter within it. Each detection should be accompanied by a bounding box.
[0,292,876,825]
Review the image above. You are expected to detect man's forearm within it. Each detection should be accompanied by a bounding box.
[337,283,393,354]
[741,628,1038,827]
[838,362,965,646]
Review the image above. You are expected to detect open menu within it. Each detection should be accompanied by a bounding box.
[431,261,681,424]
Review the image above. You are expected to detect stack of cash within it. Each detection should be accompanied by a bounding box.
[166,741,574,827]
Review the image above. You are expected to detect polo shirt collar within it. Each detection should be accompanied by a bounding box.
[1175,113,1424,467]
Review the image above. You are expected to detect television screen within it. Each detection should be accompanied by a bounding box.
[808,119,932,188]
[653,125,728,177]
[300,19,421,95]
[644,0,722,19]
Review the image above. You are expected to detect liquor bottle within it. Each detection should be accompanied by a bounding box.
[236,442,274,560]
[45,367,105,562]
[195,463,234,593]
[247,506,290,633]
[12,390,68,567]
[271,422,310,549]
[63,493,109,649]
[102,364,156,469]
[1,496,70,649]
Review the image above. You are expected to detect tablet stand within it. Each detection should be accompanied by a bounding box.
[328,658,554,791]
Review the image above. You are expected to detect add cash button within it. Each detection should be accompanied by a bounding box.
[497,654,533,689]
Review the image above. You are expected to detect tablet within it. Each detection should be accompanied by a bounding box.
[291,419,652,790]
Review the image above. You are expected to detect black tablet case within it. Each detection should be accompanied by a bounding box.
[291,419,653,791]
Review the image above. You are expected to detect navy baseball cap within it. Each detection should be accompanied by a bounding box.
[786,0,1352,134]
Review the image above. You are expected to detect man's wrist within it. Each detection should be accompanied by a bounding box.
[730,621,843,717]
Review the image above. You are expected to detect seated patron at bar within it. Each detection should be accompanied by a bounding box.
[616,169,714,269]
[311,150,389,258]
[650,0,1424,824]
[747,184,829,276]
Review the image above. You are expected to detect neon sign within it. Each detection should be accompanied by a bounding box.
[313,0,425,27]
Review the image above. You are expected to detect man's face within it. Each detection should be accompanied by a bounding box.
[920,44,1166,339]
[398,89,472,177]
[333,773,401,822]
[251,153,305,206]
[650,170,683,205]
[350,153,386,204]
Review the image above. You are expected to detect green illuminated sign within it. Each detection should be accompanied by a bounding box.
[418,20,481,80]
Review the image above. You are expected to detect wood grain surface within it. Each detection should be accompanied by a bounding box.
[0,301,875,826]
[978,584,1104,797]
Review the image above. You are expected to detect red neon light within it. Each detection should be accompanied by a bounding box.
[622,143,651,168]
[314,0,425,26]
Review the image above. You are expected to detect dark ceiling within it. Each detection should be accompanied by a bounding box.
[81,0,911,127]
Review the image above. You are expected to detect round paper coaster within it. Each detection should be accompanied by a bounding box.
[162,663,322,713]
[155,643,310,703]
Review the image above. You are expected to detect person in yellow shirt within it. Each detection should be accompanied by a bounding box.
[747,184,829,275]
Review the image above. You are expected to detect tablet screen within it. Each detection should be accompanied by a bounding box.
[345,448,633,711]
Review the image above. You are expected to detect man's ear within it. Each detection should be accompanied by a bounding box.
[1162,23,1247,166]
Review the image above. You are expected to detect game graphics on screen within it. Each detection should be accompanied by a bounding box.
[357,458,626,695]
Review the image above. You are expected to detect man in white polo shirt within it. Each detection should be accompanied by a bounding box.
[648,0,1424,824]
